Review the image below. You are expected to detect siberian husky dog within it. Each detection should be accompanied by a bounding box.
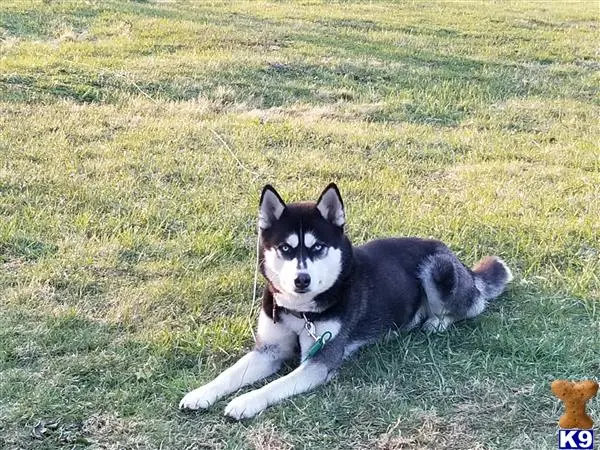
[180,183,512,420]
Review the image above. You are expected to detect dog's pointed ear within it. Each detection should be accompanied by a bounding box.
[259,184,285,229]
[317,183,345,227]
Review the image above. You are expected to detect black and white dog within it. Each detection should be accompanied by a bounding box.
[180,183,512,419]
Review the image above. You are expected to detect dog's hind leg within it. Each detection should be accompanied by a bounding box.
[419,252,512,332]
[179,311,297,410]
[419,252,458,332]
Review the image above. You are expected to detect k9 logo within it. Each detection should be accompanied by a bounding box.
[559,429,594,450]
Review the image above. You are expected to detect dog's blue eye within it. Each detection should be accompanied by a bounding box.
[312,244,324,252]
[279,244,291,253]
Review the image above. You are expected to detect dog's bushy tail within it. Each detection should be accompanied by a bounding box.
[471,256,513,302]
[420,253,512,321]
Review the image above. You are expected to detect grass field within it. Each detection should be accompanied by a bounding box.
[1,0,599,448]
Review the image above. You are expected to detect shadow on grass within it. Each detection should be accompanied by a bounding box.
[2,49,589,125]
[0,7,101,39]
[0,236,59,262]
[1,275,596,448]
[0,307,191,448]
[2,3,595,123]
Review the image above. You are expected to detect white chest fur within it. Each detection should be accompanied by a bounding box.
[279,314,342,358]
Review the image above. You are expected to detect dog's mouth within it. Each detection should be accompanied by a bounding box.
[293,287,310,294]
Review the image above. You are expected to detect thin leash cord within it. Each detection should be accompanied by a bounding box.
[249,223,261,342]
[66,69,264,342]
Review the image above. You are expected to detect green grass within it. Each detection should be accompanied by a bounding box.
[1,0,599,448]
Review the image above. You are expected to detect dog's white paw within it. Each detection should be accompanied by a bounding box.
[179,386,218,410]
[422,316,453,333]
[224,392,267,420]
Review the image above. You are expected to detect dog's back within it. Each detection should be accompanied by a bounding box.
[341,237,512,335]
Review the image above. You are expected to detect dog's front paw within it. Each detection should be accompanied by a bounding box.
[422,316,453,333]
[179,385,219,410]
[224,392,267,420]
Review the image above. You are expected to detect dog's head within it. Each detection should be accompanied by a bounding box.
[258,183,351,309]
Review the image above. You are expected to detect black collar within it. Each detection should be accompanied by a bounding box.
[268,282,338,324]
[274,303,322,323]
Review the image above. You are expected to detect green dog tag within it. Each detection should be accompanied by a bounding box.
[303,331,332,362]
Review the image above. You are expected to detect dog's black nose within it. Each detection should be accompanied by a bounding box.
[294,273,311,290]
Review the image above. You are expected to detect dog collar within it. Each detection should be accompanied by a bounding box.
[272,301,321,323]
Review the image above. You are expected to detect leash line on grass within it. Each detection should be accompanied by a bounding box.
[81,64,261,179]
[208,132,262,341]
[249,224,261,342]
[112,71,159,105]
[209,128,261,178]
[81,63,263,340]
